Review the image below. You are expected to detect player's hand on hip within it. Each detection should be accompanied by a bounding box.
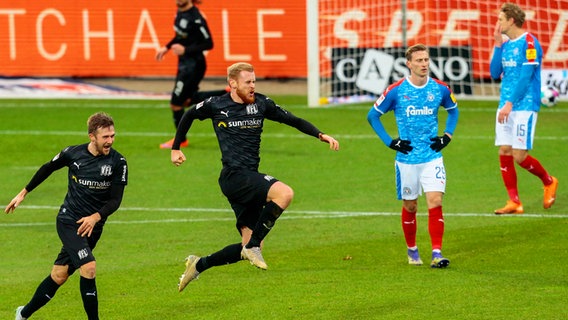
[171,150,187,166]
[319,134,340,151]
[429,134,452,152]
[77,213,101,237]
[389,138,413,154]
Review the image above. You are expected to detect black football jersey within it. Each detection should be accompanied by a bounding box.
[190,93,320,171]
[168,6,213,58]
[52,144,128,221]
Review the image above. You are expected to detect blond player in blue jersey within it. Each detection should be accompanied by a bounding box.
[367,44,459,268]
[490,3,558,214]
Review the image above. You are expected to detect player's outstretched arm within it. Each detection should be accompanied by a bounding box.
[318,133,340,151]
[171,150,187,166]
[5,188,28,214]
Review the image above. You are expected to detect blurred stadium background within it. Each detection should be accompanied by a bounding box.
[1,0,566,104]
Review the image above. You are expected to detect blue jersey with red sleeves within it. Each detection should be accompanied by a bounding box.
[370,76,458,164]
[491,33,542,111]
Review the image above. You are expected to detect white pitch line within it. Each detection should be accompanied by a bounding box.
[0,205,566,228]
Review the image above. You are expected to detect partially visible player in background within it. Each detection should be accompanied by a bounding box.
[156,0,228,149]
[6,112,128,320]
[367,44,459,268]
[490,2,558,214]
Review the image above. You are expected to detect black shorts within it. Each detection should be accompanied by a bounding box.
[218,167,279,231]
[55,214,103,275]
[170,55,206,106]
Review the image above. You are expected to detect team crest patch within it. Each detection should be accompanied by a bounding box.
[100,165,113,176]
[246,104,258,115]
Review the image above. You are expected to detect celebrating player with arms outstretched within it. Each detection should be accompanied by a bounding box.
[171,62,339,292]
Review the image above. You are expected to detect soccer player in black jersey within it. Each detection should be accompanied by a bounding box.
[6,112,128,320]
[172,62,340,292]
[156,0,228,149]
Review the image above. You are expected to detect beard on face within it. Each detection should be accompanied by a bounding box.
[97,142,112,155]
[236,88,255,104]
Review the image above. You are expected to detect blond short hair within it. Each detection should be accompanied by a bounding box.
[227,62,254,81]
[405,44,429,61]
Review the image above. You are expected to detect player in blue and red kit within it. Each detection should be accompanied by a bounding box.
[367,44,459,268]
[490,2,558,214]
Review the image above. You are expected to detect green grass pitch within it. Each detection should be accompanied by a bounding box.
[0,97,567,319]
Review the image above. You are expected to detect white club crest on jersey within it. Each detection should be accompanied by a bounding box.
[246,104,258,115]
[100,165,113,177]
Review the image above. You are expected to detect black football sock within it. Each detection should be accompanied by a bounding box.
[80,276,99,320]
[21,275,61,318]
[172,109,187,141]
[173,109,184,128]
[246,201,284,248]
[196,243,242,272]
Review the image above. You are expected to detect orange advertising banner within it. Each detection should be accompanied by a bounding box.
[1,1,566,79]
[0,0,307,77]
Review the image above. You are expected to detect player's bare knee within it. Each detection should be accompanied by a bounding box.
[277,184,294,205]
[79,261,97,279]
[51,266,69,285]
[281,186,294,204]
[403,200,418,213]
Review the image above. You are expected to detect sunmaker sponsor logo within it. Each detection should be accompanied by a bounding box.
[72,176,111,189]
[228,118,262,128]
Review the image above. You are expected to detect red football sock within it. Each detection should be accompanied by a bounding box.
[428,206,444,251]
[401,207,417,248]
[499,155,520,203]
[519,155,553,185]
